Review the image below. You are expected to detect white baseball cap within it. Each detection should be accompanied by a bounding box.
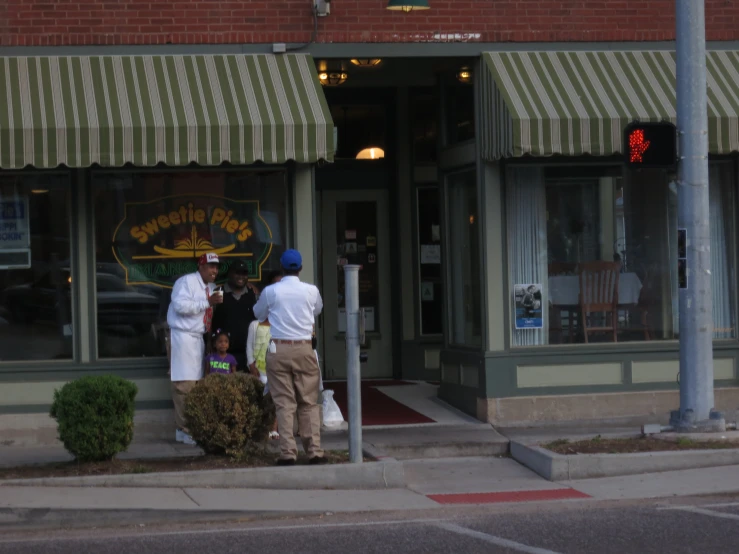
[198,252,220,265]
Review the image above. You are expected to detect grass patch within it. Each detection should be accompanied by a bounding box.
[543,436,739,455]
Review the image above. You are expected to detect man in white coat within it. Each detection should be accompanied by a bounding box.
[167,252,223,445]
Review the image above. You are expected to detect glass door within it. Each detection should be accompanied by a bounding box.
[320,189,392,379]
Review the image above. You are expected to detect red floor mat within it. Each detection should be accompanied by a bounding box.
[324,380,435,426]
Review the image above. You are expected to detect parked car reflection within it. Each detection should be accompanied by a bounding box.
[1,269,160,334]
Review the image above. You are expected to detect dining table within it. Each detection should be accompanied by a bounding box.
[547,272,643,342]
[548,272,643,306]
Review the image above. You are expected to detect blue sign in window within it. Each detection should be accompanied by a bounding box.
[0,202,25,220]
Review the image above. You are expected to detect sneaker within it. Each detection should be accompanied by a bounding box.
[175,429,185,443]
[276,458,296,467]
[309,456,328,465]
[181,433,197,446]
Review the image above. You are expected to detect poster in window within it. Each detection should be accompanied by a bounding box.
[0,197,31,269]
[421,244,441,264]
[514,284,543,329]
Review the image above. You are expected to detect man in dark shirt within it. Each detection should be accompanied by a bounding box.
[210,260,259,371]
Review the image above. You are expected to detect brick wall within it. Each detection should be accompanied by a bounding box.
[3,0,739,47]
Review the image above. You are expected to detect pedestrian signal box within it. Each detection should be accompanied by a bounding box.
[623,122,677,168]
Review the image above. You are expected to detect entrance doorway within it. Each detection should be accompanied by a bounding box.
[319,189,393,379]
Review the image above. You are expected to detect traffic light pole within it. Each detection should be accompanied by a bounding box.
[671,0,724,431]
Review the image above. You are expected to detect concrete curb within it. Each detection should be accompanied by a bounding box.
[0,460,405,490]
[510,440,739,481]
[0,508,320,531]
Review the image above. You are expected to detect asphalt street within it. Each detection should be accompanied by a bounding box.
[1,494,739,553]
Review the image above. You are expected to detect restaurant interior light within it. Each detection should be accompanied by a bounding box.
[456,67,473,84]
[356,147,385,160]
[350,59,382,67]
[386,0,430,12]
[319,71,348,86]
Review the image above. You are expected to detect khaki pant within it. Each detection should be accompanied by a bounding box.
[171,380,196,433]
[267,342,323,460]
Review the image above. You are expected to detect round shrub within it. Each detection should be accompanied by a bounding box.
[185,373,275,458]
[49,375,138,462]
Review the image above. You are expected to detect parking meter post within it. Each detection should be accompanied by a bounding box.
[344,265,363,463]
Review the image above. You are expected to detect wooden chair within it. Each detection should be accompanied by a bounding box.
[577,261,621,343]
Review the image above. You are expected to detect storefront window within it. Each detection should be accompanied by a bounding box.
[411,89,438,164]
[330,104,387,160]
[507,164,737,347]
[0,174,73,361]
[417,186,443,335]
[446,169,481,346]
[444,80,475,146]
[93,170,288,359]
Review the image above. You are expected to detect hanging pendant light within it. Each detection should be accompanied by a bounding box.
[456,67,473,84]
[350,59,382,67]
[356,147,385,160]
[318,71,348,86]
[386,0,430,13]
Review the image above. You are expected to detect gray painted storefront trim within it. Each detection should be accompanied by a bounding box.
[437,381,479,418]
[0,399,172,415]
[400,338,443,381]
[439,342,739,403]
[3,41,739,58]
[0,364,169,383]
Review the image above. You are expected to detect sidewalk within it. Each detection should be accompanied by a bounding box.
[2,385,739,530]
[0,381,506,468]
[2,457,739,531]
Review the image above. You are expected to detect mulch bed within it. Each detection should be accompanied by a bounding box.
[0,450,359,480]
[544,436,739,455]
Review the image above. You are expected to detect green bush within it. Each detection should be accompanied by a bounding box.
[185,373,275,459]
[50,375,138,462]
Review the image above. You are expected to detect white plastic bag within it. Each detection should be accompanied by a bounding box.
[321,390,345,428]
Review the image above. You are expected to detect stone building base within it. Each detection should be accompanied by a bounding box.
[477,388,739,427]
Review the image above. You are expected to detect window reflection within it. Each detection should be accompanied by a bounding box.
[508,164,737,346]
[93,170,288,359]
[444,81,474,145]
[0,175,73,361]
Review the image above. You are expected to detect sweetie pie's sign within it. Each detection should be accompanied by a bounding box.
[113,195,273,288]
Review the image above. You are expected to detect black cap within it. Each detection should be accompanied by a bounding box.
[229,260,248,273]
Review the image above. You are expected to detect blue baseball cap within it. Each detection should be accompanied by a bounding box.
[280,249,303,270]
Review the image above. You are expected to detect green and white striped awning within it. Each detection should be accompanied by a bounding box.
[481,50,739,159]
[0,54,334,169]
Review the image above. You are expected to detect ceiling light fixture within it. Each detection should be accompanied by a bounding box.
[350,59,382,67]
[356,147,385,160]
[386,0,430,12]
[456,67,473,84]
[318,71,348,86]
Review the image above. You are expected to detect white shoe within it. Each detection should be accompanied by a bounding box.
[181,432,197,446]
[175,429,185,443]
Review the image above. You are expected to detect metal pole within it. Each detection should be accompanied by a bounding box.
[672,0,722,431]
[344,265,363,463]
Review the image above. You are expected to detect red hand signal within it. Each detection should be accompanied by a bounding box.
[628,129,651,163]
